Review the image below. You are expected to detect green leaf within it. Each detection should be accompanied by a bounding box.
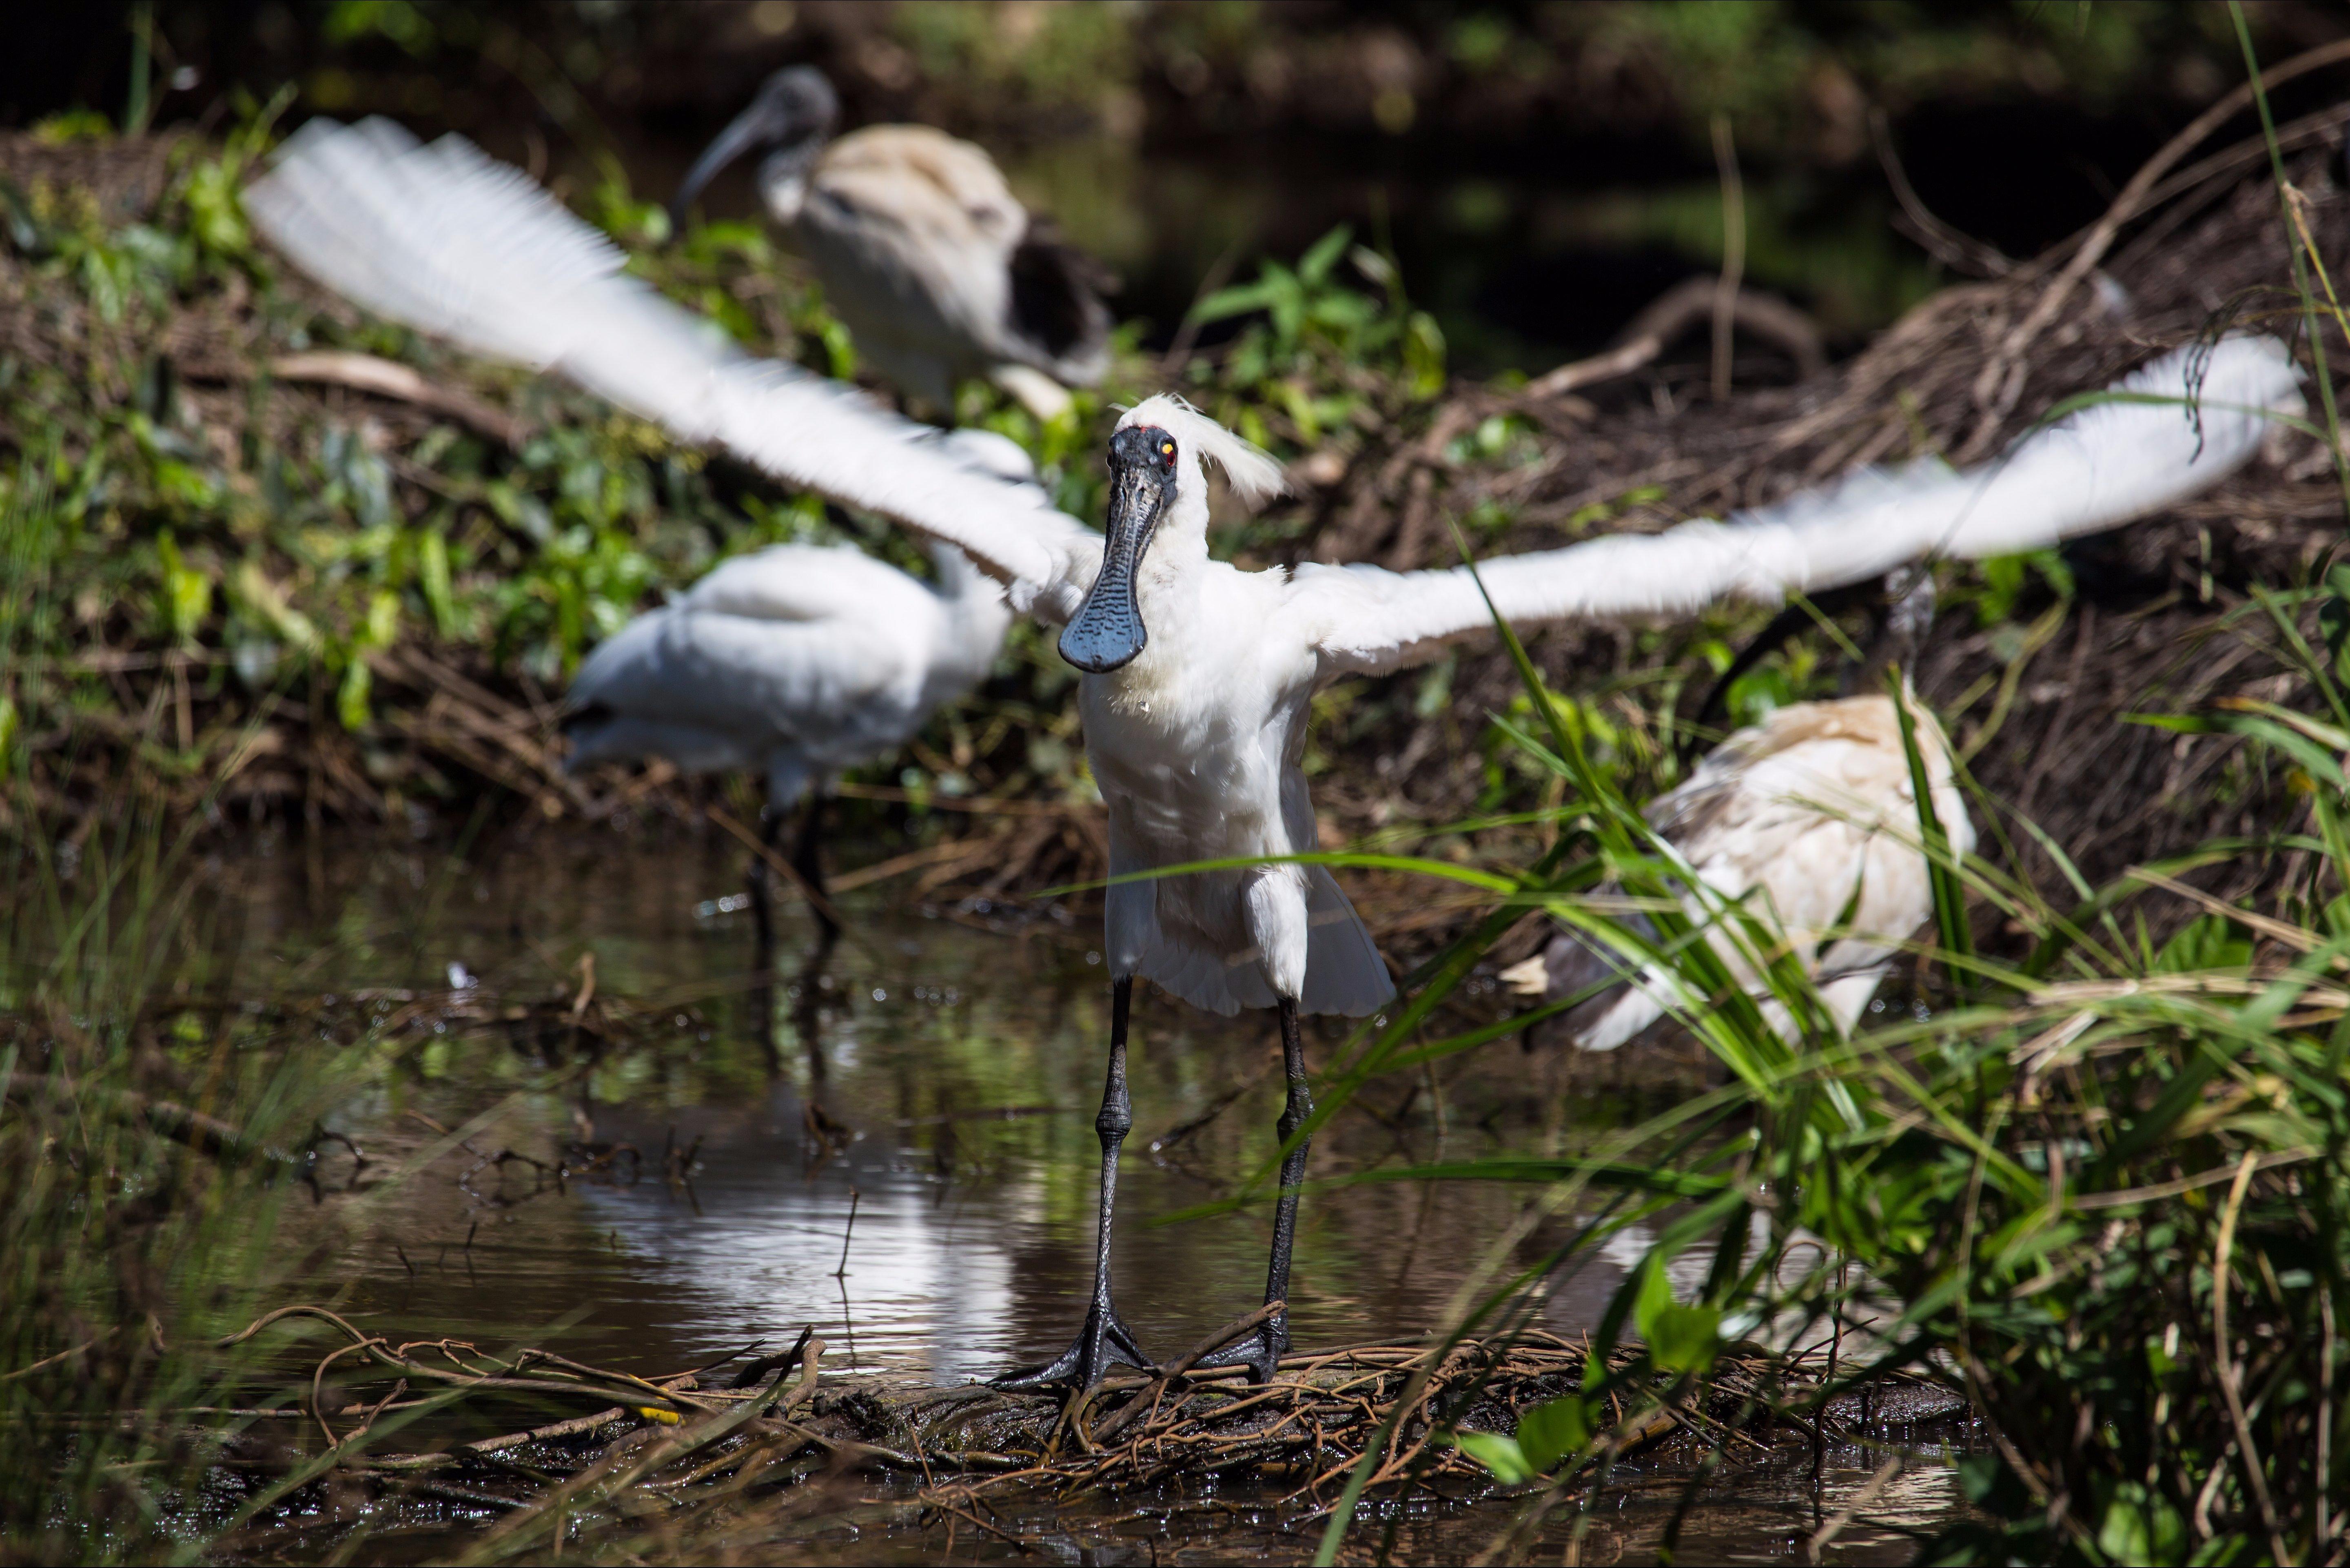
[1190,278,1282,326]
[2320,563,2350,686]
[2093,1478,2186,1565]
[1892,676,1972,988]
[1448,1429,1534,1486]
[417,526,457,640]
[1297,224,1355,286]
[337,654,372,732]
[1632,1252,1674,1342]
[1644,1303,1722,1374]
[1513,1395,1591,1473]
[155,531,211,642]
[2152,912,2252,974]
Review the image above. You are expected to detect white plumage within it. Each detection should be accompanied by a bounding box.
[670,68,1112,417]
[244,117,1102,623]
[565,535,1011,812]
[1294,344,2303,676]
[246,119,2303,1388]
[559,424,1023,954]
[245,120,2303,658]
[1501,690,1973,1049]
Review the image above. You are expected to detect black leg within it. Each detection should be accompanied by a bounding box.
[1199,998,1311,1384]
[794,792,838,940]
[747,805,784,979]
[994,977,1155,1391]
[794,926,838,1084]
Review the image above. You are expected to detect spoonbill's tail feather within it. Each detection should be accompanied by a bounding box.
[1299,866,1392,1017]
[247,117,1102,621]
[1298,335,2305,676]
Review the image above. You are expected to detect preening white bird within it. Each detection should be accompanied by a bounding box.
[669,66,1113,419]
[564,441,1017,953]
[246,118,2303,1392]
[1499,566,1972,1051]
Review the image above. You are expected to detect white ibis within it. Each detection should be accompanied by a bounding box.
[668,66,1112,420]
[246,119,2303,1392]
[1500,565,1971,1049]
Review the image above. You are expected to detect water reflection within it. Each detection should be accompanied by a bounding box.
[189,828,1841,1391]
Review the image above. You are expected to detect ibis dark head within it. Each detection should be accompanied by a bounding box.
[670,67,840,226]
[1058,425,1178,674]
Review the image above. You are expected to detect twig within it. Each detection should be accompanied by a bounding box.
[834,1188,859,1277]
[1089,1301,1288,1445]
[1958,35,2350,456]
[266,350,532,448]
[1806,1454,1902,1563]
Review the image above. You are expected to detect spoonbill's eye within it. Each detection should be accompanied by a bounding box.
[1160,441,1175,463]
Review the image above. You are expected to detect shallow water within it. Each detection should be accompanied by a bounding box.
[180,823,1969,1559]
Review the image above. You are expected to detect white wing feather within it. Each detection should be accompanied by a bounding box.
[246,117,1102,621]
[1294,336,2303,676]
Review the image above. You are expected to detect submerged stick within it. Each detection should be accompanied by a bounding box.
[835,1188,859,1277]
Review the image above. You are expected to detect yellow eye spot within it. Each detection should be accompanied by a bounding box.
[1161,442,1175,457]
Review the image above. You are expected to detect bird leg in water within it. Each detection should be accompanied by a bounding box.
[1197,998,1310,1384]
[795,792,838,940]
[747,807,785,980]
[993,976,1155,1391]
[793,922,839,1084]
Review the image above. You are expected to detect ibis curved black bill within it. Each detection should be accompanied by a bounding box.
[1059,428,1174,674]
[669,107,769,228]
[668,67,837,231]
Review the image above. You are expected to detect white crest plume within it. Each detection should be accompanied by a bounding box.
[1117,395,1287,508]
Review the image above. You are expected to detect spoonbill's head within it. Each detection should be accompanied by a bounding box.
[1058,398,1286,674]
[670,66,840,228]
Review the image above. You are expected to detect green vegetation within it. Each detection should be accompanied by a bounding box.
[0,102,1472,834]
[1274,28,2350,1559]
[0,814,331,1561]
[4,4,2348,1562]
[1234,570,2350,1564]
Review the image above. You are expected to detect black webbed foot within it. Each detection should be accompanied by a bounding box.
[1191,1322,1284,1386]
[991,1304,1155,1392]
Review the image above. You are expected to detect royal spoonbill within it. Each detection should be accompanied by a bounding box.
[246,119,2303,1390]
[1499,565,1969,1049]
[563,462,1016,958]
[669,66,1113,420]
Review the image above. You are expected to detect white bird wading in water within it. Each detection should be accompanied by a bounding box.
[1501,566,1971,1051]
[562,474,1017,965]
[668,66,1113,421]
[246,119,2304,1391]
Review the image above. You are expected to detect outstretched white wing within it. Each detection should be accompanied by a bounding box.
[246,117,1101,622]
[1290,336,2303,677]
